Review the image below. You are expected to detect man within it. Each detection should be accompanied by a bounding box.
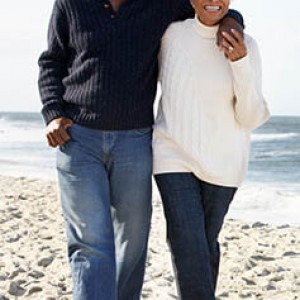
[38,0,244,299]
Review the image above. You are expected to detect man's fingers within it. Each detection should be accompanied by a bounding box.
[222,39,232,50]
[231,29,244,45]
[45,117,73,147]
[222,31,238,48]
[216,31,223,47]
[223,47,231,58]
[54,128,68,146]
[47,133,58,148]
[63,120,73,130]
[60,127,71,143]
[47,129,65,146]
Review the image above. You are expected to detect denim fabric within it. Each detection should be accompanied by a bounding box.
[155,173,237,300]
[56,124,153,300]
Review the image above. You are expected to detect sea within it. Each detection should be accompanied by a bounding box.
[0,112,299,225]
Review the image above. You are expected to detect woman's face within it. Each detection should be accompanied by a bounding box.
[191,0,230,26]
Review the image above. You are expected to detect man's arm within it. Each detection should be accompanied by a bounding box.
[38,0,73,147]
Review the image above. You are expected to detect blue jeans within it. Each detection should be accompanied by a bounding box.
[155,173,237,300]
[56,124,153,300]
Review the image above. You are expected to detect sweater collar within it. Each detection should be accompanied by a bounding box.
[193,15,219,39]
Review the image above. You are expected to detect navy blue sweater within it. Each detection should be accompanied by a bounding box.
[38,0,243,130]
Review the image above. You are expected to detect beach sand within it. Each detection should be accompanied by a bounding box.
[0,176,299,299]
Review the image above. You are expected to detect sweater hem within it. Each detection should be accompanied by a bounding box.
[153,164,242,188]
[70,115,154,131]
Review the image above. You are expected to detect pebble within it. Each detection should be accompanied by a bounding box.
[8,281,26,297]
[241,224,251,230]
[5,233,20,243]
[0,274,7,281]
[242,277,257,285]
[270,275,284,282]
[38,256,54,268]
[256,268,271,277]
[28,270,45,279]
[276,266,287,272]
[218,291,229,298]
[252,222,267,228]
[265,283,277,291]
[18,194,27,200]
[27,286,43,296]
[251,255,275,261]
[283,251,299,257]
[277,224,290,229]
[239,291,253,298]
[245,259,257,270]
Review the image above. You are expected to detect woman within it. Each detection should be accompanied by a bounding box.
[153,0,270,299]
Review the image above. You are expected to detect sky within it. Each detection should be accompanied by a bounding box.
[0,0,299,115]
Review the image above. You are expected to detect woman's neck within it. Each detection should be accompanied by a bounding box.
[109,0,126,12]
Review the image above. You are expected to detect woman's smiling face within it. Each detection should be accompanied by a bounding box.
[190,0,230,26]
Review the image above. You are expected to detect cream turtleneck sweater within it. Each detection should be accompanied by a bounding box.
[153,16,270,187]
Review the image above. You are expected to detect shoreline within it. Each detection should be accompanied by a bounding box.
[0,176,299,299]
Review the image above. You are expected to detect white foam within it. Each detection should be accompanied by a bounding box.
[227,183,300,226]
[0,119,46,143]
[251,133,298,142]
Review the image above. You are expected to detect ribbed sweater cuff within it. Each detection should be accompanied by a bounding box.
[230,55,252,77]
[41,102,65,125]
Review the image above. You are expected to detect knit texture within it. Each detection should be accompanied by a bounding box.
[153,17,270,187]
[38,0,243,130]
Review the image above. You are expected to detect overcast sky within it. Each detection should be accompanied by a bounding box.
[0,0,299,115]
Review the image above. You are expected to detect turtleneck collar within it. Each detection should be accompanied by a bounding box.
[193,15,219,39]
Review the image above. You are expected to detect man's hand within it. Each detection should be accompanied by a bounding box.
[221,29,247,62]
[217,17,244,51]
[46,117,73,147]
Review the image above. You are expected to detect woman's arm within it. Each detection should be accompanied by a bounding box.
[230,35,270,129]
[38,0,69,125]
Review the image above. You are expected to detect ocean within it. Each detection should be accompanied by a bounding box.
[0,112,299,225]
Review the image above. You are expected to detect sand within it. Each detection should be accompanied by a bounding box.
[0,176,299,299]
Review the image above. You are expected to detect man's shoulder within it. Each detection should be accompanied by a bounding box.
[55,0,79,9]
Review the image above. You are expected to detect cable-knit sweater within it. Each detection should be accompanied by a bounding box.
[38,0,243,130]
[153,16,270,187]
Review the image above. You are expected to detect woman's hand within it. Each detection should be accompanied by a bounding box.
[221,29,247,62]
[46,117,73,147]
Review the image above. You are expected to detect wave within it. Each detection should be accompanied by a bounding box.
[251,133,299,142]
[0,125,46,143]
[0,115,45,143]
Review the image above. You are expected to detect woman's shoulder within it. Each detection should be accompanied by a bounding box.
[244,34,260,53]
[162,18,194,42]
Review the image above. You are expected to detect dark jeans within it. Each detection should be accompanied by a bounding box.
[155,173,237,300]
